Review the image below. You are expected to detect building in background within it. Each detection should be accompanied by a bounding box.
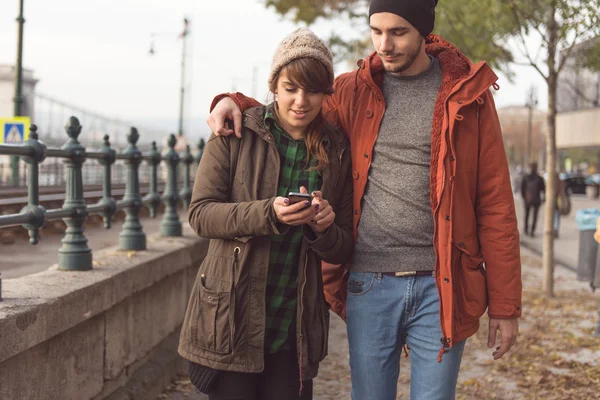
[498,105,547,171]
[556,37,600,175]
[557,37,600,113]
[0,64,39,118]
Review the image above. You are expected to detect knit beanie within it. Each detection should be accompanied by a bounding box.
[268,28,334,87]
[369,0,438,38]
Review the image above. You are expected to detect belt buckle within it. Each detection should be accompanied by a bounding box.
[394,271,417,277]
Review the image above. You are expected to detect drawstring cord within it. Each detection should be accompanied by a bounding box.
[351,67,360,118]
[298,342,304,396]
[297,248,312,396]
[437,346,449,363]
[231,247,240,352]
[437,337,450,363]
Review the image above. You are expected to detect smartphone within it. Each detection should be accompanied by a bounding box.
[288,192,313,206]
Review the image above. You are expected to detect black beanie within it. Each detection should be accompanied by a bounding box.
[369,0,439,38]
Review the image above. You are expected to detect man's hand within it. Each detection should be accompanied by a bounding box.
[488,318,519,360]
[273,196,317,226]
[207,97,243,138]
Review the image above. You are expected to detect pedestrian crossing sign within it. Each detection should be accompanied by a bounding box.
[0,117,30,144]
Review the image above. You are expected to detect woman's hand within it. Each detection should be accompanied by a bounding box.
[273,195,318,226]
[306,190,335,234]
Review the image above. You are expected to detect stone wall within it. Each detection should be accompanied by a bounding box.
[0,227,208,400]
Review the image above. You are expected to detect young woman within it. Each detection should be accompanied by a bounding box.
[178,28,354,400]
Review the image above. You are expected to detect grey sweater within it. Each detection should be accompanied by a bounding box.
[352,56,442,273]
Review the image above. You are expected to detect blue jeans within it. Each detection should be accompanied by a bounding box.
[346,272,466,400]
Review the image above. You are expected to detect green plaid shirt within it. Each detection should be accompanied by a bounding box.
[264,104,323,354]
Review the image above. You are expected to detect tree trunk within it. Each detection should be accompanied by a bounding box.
[543,3,558,297]
[544,76,557,297]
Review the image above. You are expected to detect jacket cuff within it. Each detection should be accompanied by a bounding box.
[488,300,522,319]
[209,92,260,112]
[210,94,229,112]
[266,198,290,235]
[302,224,338,253]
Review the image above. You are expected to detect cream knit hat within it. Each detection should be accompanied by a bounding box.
[268,28,334,87]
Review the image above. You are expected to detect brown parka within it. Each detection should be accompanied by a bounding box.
[178,106,354,380]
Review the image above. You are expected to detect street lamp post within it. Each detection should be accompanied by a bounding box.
[177,18,189,137]
[149,18,189,138]
[12,0,26,186]
[526,86,538,170]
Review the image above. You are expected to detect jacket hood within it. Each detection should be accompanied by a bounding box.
[357,34,498,102]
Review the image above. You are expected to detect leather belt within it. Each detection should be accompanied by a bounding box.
[381,271,434,277]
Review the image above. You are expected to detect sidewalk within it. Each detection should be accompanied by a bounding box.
[159,246,600,399]
[515,194,600,270]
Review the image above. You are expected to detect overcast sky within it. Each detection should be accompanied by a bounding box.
[0,0,548,141]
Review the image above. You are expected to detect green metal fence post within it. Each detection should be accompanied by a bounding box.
[58,116,92,271]
[97,134,117,228]
[143,141,162,218]
[194,138,205,167]
[119,128,146,250]
[160,134,182,236]
[19,124,47,244]
[179,144,193,210]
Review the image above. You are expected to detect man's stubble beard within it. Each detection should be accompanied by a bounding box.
[380,40,423,74]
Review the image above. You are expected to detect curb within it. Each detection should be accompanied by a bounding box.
[519,239,577,273]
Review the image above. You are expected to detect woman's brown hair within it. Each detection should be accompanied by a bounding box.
[269,57,334,171]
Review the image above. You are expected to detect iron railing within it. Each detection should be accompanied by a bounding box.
[0,138,205,188]
[0,117,206,300]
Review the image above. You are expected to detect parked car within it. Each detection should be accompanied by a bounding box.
[563,176,588,195]
[561,175,600,198]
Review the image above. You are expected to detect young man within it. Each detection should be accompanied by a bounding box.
[207,1,522,399]
[520,162,546,237]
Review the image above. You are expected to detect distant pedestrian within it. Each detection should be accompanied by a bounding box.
[554,173,570,239]
[521,162,546,237]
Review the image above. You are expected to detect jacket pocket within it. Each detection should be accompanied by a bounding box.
[192,276,232,355]
[453,237,488,324]
[322,262,349,320]
[308,301,330,363]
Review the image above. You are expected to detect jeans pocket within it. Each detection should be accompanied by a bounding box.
[347,272,375,296]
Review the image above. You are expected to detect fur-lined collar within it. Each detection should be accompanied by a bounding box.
[357,34,496,100]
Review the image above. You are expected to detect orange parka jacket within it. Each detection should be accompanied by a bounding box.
[214,35,522,359]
